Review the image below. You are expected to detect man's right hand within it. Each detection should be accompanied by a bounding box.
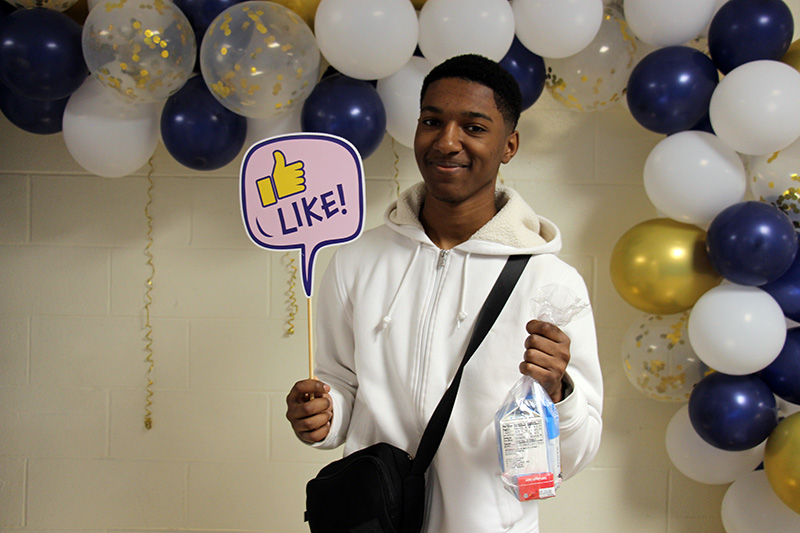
[286,379,333,444]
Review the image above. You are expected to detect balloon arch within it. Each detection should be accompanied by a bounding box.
[1,0,800,527]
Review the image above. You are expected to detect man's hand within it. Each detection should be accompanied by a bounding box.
[520,320,571,403]
[286,379,333,444]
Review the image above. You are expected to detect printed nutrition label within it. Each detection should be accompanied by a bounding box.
[499,415,548,475]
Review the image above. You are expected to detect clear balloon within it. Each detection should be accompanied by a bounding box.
[666,405,765,484]
[688,283,787,375]
[244,103,302,149]
[626,46,719,135]
[622,312,707,402]
[315,0,418,80]
[544,3,636,112]
[749,136,800,232]
[644,131,746,225]
[709,60,800,156]
[708,0,794,75]
[689,372,778,451]
[610,218,722,314]
[82,0,196,103]
[62,76,160,177]
[418,0,515,66]
[512,0,604,59]
[706,201,798,286]
[376,56,433,149]
[624,0,716,47]
[0,7,87,101]
[721,470,800,532]
[764,413,800,515]
[199,0,320,118]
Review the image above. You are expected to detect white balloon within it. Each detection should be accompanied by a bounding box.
[244,106,303,150]
[419,0,515,66]
[315,0,419,80]
[688,284,786,375]
[721,470,800,533]
[710,60,800,156]
[512,0,604,59]
[376,56,434,148]
[644,131,746,225]
[63,77,159,178]
[624,0,717,46]
[666,405,765,484]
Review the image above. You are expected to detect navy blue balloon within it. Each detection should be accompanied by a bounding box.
[0,2,16,22]
[500,37,546,111]
[0,80,67,134]
[706,201,799,286]
[758,327,800,404]
[708,0,794,75]
[0,8,88,101]
[688,373,778,451]
[160,76,247,171]
[301,74,386,159]
[626,46,719,135]
[762,249,800,321]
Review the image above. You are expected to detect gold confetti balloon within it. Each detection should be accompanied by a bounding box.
[544,2,637,112]
[749,136,800,233]
[82,0,196,103]
[621,312,708,402]
[610,218,722,314]
[199,1,320,119]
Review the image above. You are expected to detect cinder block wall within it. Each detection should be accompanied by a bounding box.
[1,84,739,531]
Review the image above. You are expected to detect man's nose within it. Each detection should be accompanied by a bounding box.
[433,122,461,153]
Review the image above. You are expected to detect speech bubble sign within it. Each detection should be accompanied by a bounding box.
[240,133,365,298]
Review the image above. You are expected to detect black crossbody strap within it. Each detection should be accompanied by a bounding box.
[410,254,531,475]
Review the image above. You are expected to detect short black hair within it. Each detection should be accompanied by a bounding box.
[420,54,523,131]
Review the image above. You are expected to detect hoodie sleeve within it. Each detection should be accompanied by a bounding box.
[309,251,358,450]
[554,271,604,480]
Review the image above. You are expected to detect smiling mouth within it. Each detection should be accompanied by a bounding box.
[428,159,469,170]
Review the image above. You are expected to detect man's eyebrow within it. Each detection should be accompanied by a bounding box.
[419,105,494,122]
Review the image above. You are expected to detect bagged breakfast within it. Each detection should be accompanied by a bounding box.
[495,284,589,501]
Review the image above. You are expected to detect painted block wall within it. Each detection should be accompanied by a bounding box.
[3,4,800,526]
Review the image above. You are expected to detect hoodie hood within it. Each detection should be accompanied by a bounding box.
[385,182,562,255]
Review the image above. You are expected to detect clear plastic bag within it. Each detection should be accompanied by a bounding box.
[494,284,589,501]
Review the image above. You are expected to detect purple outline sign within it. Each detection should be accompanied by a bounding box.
[240,133,365,297]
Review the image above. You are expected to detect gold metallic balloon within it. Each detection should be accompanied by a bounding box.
[782,39,800,73]
[764,412,800,515]
[271,0,321,31]
[610,218,722,314]
[410,0,428,9]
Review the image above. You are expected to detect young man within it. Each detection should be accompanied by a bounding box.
[286,54,603,532]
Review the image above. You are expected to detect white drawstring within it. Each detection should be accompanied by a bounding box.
[457,252,471,328]
[381,243,422,331]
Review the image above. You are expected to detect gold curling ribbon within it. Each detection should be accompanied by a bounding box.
[143,158,156,430]
[284,251,298,336]
[391,137,400,198]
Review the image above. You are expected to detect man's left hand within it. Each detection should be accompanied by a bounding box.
[520,319,571,403]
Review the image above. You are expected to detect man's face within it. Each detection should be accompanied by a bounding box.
[414,77,519,206]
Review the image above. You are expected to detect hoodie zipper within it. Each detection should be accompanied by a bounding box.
[414,248,450,425]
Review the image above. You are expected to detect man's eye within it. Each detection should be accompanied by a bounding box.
[421,118,439,126]
[466,125,487,133]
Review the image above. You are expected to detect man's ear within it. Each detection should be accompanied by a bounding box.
[502,130,520,164]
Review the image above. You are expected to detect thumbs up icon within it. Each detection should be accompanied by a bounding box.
[256,150,307,207]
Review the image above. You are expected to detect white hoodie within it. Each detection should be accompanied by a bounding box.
[312,183,603,533]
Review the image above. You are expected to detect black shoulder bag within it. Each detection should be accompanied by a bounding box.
[305,254,531,533]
